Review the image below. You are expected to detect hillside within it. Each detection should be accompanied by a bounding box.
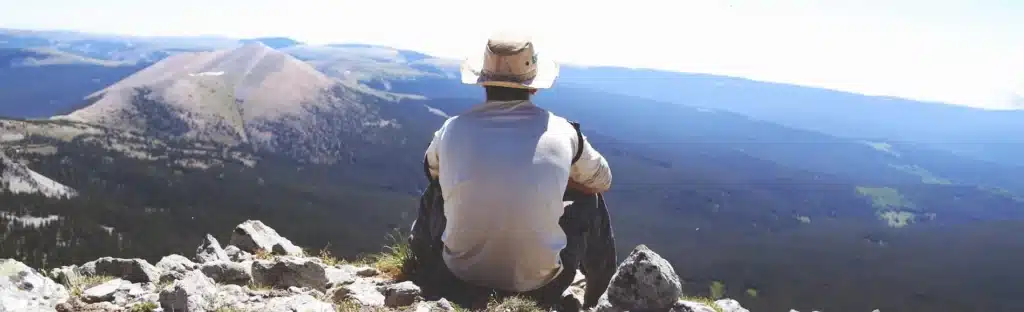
[0,151,76,198]
[1,31,1023,312]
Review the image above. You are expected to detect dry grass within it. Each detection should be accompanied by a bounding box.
[680,296,724,312]
[69,275,117,298]
[252,248,274,261]
[484,296,545,312]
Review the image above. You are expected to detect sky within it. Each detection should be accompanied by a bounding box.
[1,0,1022,109]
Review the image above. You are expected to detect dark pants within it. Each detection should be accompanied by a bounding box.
[405,184,617,310]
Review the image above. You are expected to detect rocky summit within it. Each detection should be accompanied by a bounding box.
[0,220,759,312]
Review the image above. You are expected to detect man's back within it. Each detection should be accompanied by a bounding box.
[424,99,611,292]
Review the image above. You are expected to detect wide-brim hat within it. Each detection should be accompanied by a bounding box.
[460,32,559,89]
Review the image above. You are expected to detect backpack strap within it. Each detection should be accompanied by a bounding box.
[570,120,585,165]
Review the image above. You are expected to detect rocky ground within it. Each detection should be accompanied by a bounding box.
[2,220,752,312]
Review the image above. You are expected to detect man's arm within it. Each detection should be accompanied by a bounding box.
[569,133,612,194]
[424,127,442,180]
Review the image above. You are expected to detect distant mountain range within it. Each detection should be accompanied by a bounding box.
[1,28,1023,312]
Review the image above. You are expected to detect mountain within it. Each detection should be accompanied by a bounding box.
[0,151,76,198]
[554,66,1024,167]
[1,30,1024,312]
[56,42,411,165]
[0,48,148,118]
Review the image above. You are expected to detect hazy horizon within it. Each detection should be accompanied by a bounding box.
[2,0,1021,110]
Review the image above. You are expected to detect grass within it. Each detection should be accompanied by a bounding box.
[709,281,726,300]
[69,275,117,298]
[680,296,724,312]
[340,228,411,280]
[129,302,159,312]
[484,296,544,312]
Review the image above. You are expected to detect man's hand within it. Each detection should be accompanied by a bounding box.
[568,179,601,195]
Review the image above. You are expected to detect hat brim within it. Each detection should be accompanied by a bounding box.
[459,54,559,89]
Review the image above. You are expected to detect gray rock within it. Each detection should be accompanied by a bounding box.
[251,257,328,291]
[159,271,217,312]
[671,300,718,312]
[156,255,198,283]
[79,257,161,284]
[199,261,251,285]
[355,266,380,277]
[55,300,123,312]
[325,267,356,288]
[330,280,385,307]
[223,245,252,262]
[48,265,79,287]
[414,298,456,312]
[714,299,750,312]
[604,245,683,311]
[195,234,230,263]
[0,259,70,312]
[209,284,249,311]
[379,281,422,307]
[82,278,125,303]
[252,293,335,312]
[229,220,303,256]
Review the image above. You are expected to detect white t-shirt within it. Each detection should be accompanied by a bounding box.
[424,99,612,292]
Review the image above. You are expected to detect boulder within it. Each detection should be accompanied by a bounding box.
[195,234,230,263]
[199,260,252,285]
[78,257,161,284]
[602,245,683,311]
[251,257,328,291]
[223,245,253,262]
[156,254,198,283]
[0,259,70,312]
[379,281,422,307]
[159,270,217,312]
[229,220,303,256]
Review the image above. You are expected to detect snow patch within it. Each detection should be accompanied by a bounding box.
[424,105,449,118]
[1,153,77,198]
[188,71,225,77]
[0,212,62,227]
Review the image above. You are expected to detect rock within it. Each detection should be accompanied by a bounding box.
[156,255,197,283]
[414,298,456,312]
[355,266,380,277]
[159,270,217,312]
[82,278,125,303]
[330,280,385,307]
[379,281,422,307]
[209,284,248,311]
[604,245,683,311]
[255,293,335,312]
[49,265,79,287]
[229,220,303,256]
[79,257,161,284]
[223,245,252,262]
[0,259,70,312]
[714,299,750,312]
[199,261,251,285]
[251,257,328,291]
[325,267,356,288]
[55,300,123,312]
[195,234,230,263]
[671,300,718,312]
